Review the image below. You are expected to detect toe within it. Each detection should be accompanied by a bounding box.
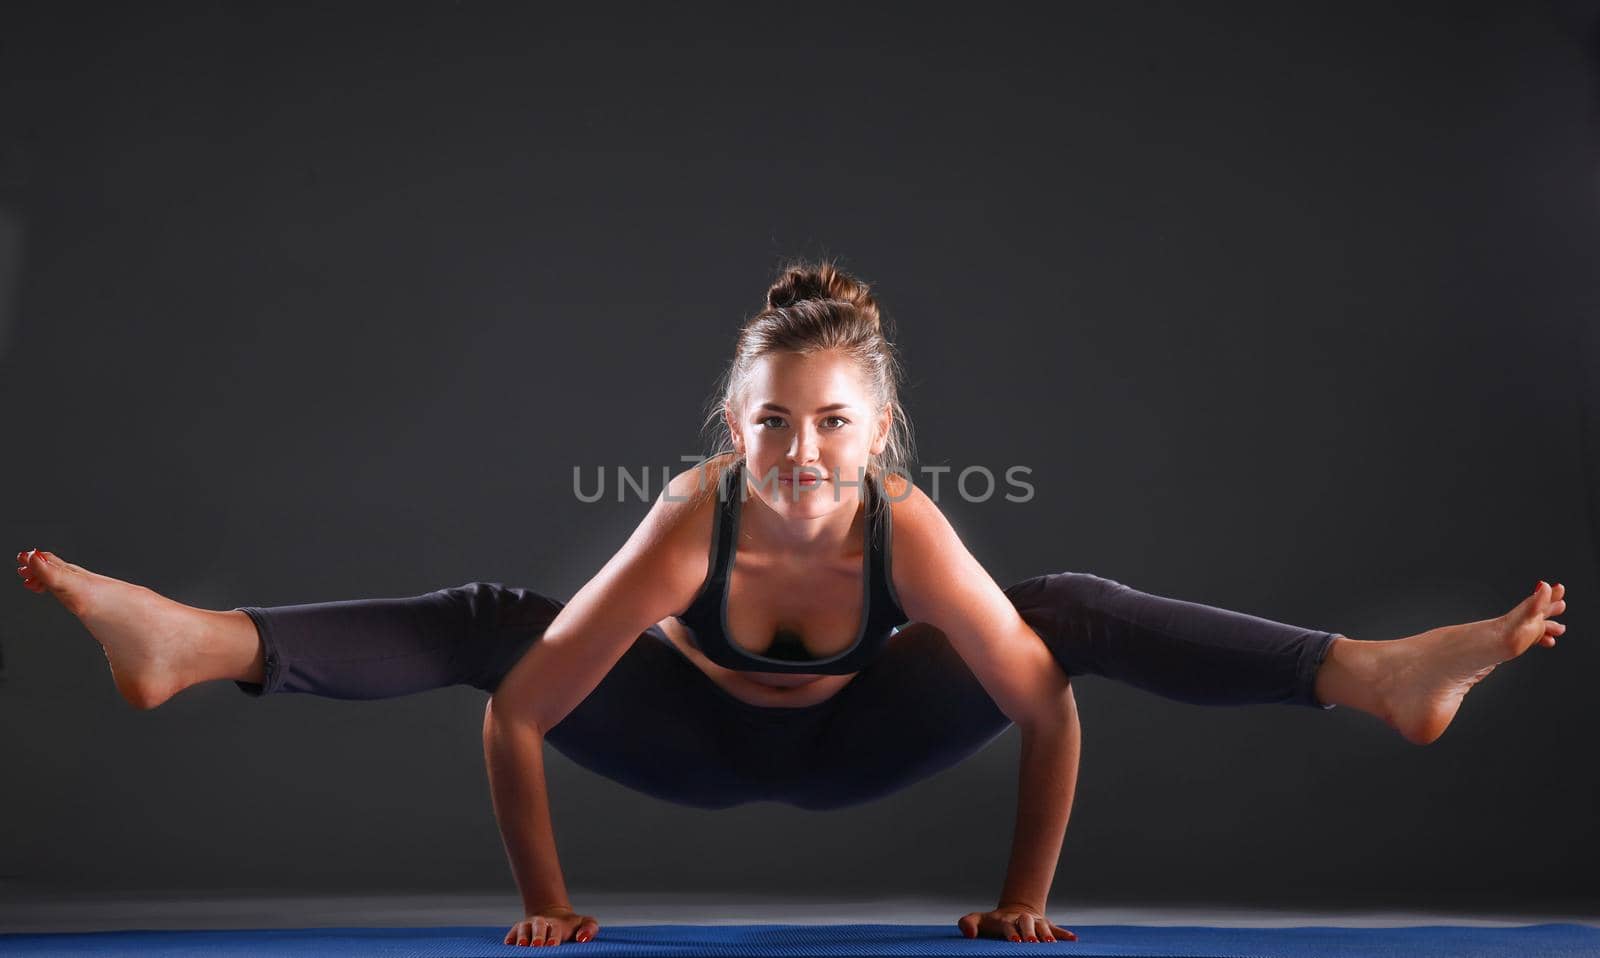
[1516,584,1551,620]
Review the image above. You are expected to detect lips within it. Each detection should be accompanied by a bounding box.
[776,469,826,487]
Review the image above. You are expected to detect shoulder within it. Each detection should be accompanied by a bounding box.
[586,454,734,622]
[662,452,736,520]
[650,453,736,570]
[879,469,941,544]
[880,471,988,625]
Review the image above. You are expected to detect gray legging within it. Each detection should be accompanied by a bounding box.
[231,572,1341,811]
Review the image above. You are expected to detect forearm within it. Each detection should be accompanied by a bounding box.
[482,703,572,914]
[998,701,1081,912]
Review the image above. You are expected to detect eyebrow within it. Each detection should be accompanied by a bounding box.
[757,402,854,414]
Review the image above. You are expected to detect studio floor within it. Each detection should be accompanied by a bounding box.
[1,891,1595,935]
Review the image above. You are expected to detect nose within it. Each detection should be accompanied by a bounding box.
[787,424,819,464]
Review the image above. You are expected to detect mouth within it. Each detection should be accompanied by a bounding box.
[776,470,826,488]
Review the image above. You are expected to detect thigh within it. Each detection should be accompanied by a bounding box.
[235,581,565,699]
[786,576,1089,810]
[792,620,1015,811]
[1005,571,1339,707]
[541,628,773,810]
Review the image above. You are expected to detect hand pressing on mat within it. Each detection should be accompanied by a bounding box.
[504,904,599,946]
[958,903,1077,943]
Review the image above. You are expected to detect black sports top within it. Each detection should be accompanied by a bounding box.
[674,460,910,675]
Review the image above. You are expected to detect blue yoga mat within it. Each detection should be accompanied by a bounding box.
[2,922,1597,956]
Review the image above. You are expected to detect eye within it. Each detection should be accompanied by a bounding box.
[823,415,849,429]
[759,416,786,429]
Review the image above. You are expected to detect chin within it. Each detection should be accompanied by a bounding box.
[768,483,828,506]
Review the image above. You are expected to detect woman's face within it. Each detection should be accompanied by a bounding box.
[727,349,889,518]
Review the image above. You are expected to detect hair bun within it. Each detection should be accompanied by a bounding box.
[765,260,880,327]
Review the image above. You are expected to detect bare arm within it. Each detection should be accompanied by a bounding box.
[886,484,1074,733]
[479,462,718,942]
[998,696,1081,917]
[482,704,573,915]
[888,483,1082,941]
[490,462,714,734]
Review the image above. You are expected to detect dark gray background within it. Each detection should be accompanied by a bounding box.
[2,2,1596,913]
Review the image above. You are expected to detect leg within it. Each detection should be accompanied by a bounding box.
[237,590,785,807]
[1009,571,1572,745]
[231,581,564,699]
[16,548,283,709]
[14,546,562,707]
[733,571,1346,811]
[783,571,1347,811]
[1314,581,1569,744]
[783,622,1015,811]
[540,628,777,810]
[1006,572,1340,709]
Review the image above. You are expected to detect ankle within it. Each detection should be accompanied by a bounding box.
[189,608,267,687]
[1313,635,1395,723]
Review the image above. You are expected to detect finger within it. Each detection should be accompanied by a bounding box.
[517,921,533,946]
[1001,915,1025,942]
[1051,922,1079,941]
[1036,915,1056,942]
[957,913,980,939]
[576,917,600,943]
[1021,914,1041,942]
[979,914,1014,941]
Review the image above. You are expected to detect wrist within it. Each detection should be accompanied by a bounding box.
[997,898,1045,913]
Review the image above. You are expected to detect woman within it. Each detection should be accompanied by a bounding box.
[14,261,1570,948]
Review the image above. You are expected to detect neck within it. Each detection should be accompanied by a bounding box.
[737,465,869,559]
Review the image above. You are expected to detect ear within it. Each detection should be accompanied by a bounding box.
[870,405,892,456]
[724,403,745,455]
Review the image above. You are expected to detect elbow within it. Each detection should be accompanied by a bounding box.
[484,692,546,742]
[1016,674,1078,735]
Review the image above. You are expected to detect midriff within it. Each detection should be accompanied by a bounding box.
[655,615,860,709]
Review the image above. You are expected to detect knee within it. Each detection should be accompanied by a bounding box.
[1031,571,1129,611]
[1006,572,1131,648]
[440,581,562,636]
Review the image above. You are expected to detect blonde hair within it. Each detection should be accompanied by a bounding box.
[699,258,915,487]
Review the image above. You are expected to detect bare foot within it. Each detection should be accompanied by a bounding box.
[15,549,215,709]
[1382,581,1569,745]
